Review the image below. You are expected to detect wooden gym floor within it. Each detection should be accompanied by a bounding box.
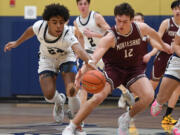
[0,100,179,135]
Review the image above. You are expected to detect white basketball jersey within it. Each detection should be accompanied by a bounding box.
[32,20,78,61]
[76,11,105,52]
[68,25,76,34]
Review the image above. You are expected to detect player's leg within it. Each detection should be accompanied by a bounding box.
[150,80,159,90]
[78,89,87,106]
[60,62,81,118]
[38,57,66,123]
[60,61,86,135]
[151,55,180,117]
[118,77,154,135]
[77,59,88,106]
[162,86,180,124]
[151,77,179,116]
[62,82,111,135]
[117,85,135,108]
[173,118,180,135]
[129,77,154,116]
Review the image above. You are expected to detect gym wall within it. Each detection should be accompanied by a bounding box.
[0,0,172,97]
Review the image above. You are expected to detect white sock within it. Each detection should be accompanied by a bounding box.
[126,112,131,119]
[45,91,60,103]
[68,121,77,130]
[68,95,81,117]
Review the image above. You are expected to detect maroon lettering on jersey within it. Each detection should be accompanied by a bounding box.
[162,18,179,45]
[103,22,147,69]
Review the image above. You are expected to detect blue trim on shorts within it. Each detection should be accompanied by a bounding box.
[164,74,180,82]
[59,61,77,73]
[173,53,180,58]
[38,70,58,76]
[77,59,83,70]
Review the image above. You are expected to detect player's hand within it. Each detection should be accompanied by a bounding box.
[162,43,173,54]
[87,59,98,70]
[74,64,89,90]
[83,28,94,38]
[171,41,176,53]
[4,41,18,52]
[143,53,151,63]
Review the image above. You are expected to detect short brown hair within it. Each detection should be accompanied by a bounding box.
[76,0,90,4]
[114,3,134,19]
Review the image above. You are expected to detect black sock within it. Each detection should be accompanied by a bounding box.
[164,107,173,117]
[135,97,139,102]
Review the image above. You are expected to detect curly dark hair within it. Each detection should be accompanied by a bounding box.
[114,3,134,19]
[171,0,180,9]
[42,3,69,21]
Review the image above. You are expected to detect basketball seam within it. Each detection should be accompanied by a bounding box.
[81,80,102,85]
[91,72,105,84]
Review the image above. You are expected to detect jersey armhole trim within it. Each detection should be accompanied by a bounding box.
[38,21,44,34]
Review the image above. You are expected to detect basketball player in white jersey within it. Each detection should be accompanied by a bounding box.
[4,4,95,134]
[151,27,180,135]
[73,0,110,108]
[150,1,180,125]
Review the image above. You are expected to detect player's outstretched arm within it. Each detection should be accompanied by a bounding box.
[73,21,85,48]
[95,13,110,32]
[4,26,35,52]
[143,47,158,63]
[139,23,172,54]
[83,13,110,39]
[92,32,115,64]
[72,43,91,63]
[142,19,169,63]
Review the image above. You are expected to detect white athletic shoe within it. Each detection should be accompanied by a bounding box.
[118,112,131,135]
[123,90,135,106]
[53,93,66,123]
[75,126,87,135]
[67,109,74,120]
[173,118,180,135]
[118,95,126,108]
[62,126,75,135]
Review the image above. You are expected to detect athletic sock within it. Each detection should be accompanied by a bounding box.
[164,107,173,117]
[68,95,81,117]
[45,91,59,103]
[69,121,77,130]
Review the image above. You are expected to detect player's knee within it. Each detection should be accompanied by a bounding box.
[91,93,106,105]
[66,85,76,97]
[142,91,154,105]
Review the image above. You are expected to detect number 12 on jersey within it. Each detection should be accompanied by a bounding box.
[124,48,133,58]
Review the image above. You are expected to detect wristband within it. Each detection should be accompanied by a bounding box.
[88,59,95,65]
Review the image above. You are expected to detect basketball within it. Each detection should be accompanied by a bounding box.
[81,70,106,94]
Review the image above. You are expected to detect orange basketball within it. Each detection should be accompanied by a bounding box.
[81,70,106,94]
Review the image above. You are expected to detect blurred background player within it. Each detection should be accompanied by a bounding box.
[150,0,180,125]
[4,4,93,133]
[151,27,180,135]
[134,12,144,22]
[62,3,172,135]
[73,0,110,106]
